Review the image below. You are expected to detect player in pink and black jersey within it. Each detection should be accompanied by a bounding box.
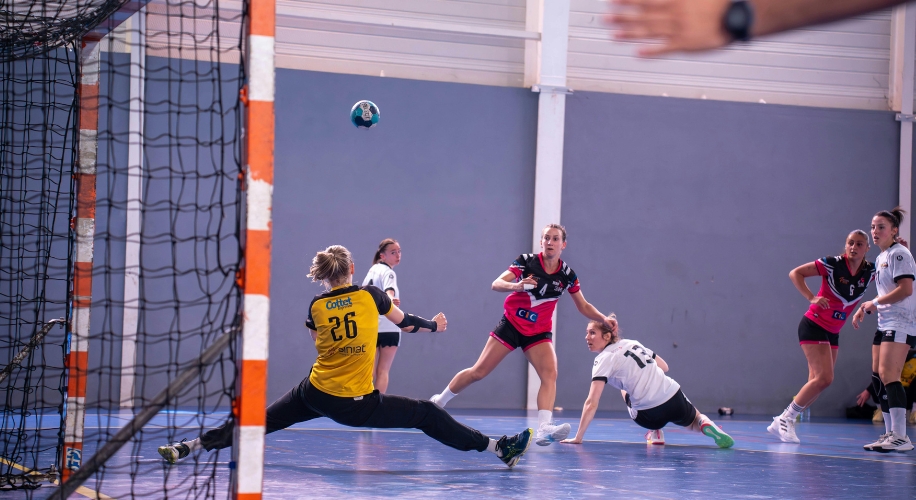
[767,230,875,444]
[430,224,617,446]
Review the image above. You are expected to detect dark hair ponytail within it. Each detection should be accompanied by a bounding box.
[373,238,398,264]
[875,206,907,229]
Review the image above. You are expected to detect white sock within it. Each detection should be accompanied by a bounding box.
[890,407,907,436]
[435,386,457,407]
[780,401,804,421]
[538,409,553,428]
[884,413,892,435]
[185,437,202,452]
[487,438,499,455]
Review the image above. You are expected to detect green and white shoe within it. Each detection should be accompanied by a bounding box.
[701,421,734,448]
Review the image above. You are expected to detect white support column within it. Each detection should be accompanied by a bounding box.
[523,0,542,88]
[891,4,916,243]
[526,0,571,411]
[119,10,145,408]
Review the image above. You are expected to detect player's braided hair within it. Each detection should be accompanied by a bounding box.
[875,206,907,230]
[309,245,352,286]
[590,313,620,347]
[373,238,398,264]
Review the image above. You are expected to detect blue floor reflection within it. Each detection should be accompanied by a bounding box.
[5,410,916,499]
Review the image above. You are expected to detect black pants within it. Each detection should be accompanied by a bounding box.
[200,375,490,452]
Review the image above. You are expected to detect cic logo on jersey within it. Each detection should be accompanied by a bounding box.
[516,308,538,323]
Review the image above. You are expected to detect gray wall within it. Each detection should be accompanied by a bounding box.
[269,70,537,406]
[558,92,900,416]
[77,61,910,417]
[270,73,904,417]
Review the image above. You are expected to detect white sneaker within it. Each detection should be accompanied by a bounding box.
[534,422,571,446]
[873,432,914,452]
[863,433,890,451]
[645,429,665,445]
[766,416,800,444]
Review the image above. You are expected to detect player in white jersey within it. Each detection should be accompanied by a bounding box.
[560,317,734,448]
[853,207,916,452]
[361,238,402,393]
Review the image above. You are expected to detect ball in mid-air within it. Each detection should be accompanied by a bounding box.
[350,100,380,128]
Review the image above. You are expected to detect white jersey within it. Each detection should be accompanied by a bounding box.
[591,339,680,411]
[361,263,399,332]
[875,242,916,334]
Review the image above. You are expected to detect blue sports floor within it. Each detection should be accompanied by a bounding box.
[3,409,916,499]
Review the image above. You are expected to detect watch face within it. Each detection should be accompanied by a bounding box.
[727,8,748,29]
[725,1,751,39]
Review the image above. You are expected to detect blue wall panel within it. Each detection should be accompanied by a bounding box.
[558,92,899,416]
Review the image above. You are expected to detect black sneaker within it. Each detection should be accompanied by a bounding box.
[158,439,191,464]
[496,428,533,468]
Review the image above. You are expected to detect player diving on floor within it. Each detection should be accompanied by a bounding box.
[560,317,734,448]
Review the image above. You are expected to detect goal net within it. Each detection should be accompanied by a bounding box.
[1,0,249,497]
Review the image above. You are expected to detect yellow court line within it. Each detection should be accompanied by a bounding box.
[0,457,116,500]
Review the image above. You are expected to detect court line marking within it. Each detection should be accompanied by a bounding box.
[0,457,115,499]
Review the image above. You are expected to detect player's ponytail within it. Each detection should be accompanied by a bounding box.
[876,206,907,230]
[309,245,352,286]
[373,238,398,264]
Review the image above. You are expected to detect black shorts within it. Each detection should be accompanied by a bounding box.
[489,316,552,352]
[377,331,400,348]
[798,317,839,348]
[628,390,697,431]
[873,329,916,347]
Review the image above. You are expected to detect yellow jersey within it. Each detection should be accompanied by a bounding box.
[902,356,916,388]
[305,284,392,397]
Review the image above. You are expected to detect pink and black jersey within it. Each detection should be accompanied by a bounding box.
[804,255,875,333]
[504,253,580,335]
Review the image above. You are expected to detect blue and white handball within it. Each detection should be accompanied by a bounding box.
[350,100,380,128]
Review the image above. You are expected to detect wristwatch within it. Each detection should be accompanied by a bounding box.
[723,0,754,42]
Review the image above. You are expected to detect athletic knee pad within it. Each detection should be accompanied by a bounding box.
[886,381,907,409]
